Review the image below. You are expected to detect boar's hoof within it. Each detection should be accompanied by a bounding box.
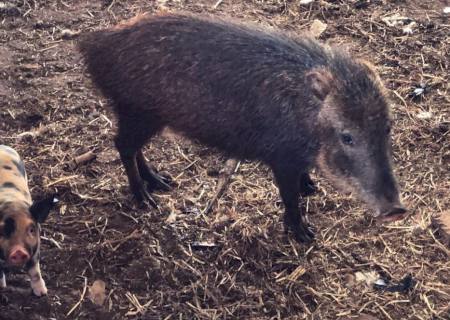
[292,225,315,244]
[143,171,173,193]
[131,184,158,208]
[284,216,315,243]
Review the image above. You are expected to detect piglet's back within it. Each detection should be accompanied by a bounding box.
[0,145,31,206]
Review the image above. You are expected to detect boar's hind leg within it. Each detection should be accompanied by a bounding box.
[136,151,172,192]
[115,113,162,207]
[273,166,315,243]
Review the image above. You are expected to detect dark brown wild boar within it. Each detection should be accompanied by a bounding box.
[0,145,57,296]
[78,12,407,243]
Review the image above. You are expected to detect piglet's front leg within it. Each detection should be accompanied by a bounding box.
[27,261,47,296]
[0,270,6,289]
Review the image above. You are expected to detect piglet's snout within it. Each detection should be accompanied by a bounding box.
[8,247,30,266]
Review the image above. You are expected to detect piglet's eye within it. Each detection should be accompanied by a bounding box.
[28,225,36,235]
[386,125,391,135]
[341,133,354,146]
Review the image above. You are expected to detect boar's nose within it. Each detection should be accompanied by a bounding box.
[379,205,407,222]
[8,248,30,266]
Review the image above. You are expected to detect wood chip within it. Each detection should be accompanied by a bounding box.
[73,150,97,166]
[356,314,379,320]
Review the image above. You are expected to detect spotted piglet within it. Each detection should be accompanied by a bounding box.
[0,145,57,296]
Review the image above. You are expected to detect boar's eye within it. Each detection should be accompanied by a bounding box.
[340,133,354,146]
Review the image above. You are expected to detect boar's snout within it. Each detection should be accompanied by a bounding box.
[377,203,407,222]
[8,246,30,267]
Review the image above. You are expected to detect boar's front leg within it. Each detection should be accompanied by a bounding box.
[26,260,47,296]
[115,113,160,208]
[136,151,172,192]
[273,165,315,243]
[116,143,157,207]
[299,172,317,197]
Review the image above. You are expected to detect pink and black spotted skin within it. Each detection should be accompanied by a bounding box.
[0,145,57,296]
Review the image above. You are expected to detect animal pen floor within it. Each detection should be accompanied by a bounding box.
[0,0,449,319]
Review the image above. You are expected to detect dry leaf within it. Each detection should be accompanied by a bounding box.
[309,20,327,38]
[355,271,379,286]
[89,280,107,306]
[342,313,379,320]
[165,211,178,223]
[402,22,416,34]
[61,29,80,40]
[344,273,356,288]
[416,111,432,119]
[190,241,217,249]
[381,14,411,27]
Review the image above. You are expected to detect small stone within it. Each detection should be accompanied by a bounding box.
[413,87,425,96]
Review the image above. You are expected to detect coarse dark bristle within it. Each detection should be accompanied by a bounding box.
[78,13,388,125]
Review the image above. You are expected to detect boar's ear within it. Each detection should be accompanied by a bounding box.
[30,194,59,223]
[357,59,385,86]
[306,68,334,101]
[357,59,378,77]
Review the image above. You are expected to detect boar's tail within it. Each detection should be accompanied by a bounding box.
[77,29,119,90]
[77,29,113,64]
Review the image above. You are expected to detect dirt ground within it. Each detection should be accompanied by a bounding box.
[0,0,449,319]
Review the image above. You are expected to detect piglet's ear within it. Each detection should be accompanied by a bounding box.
[30,194,59,223]
[306,68,334,101]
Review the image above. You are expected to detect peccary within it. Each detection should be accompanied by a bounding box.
[78,13,407,243]
[0,145,58,296]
